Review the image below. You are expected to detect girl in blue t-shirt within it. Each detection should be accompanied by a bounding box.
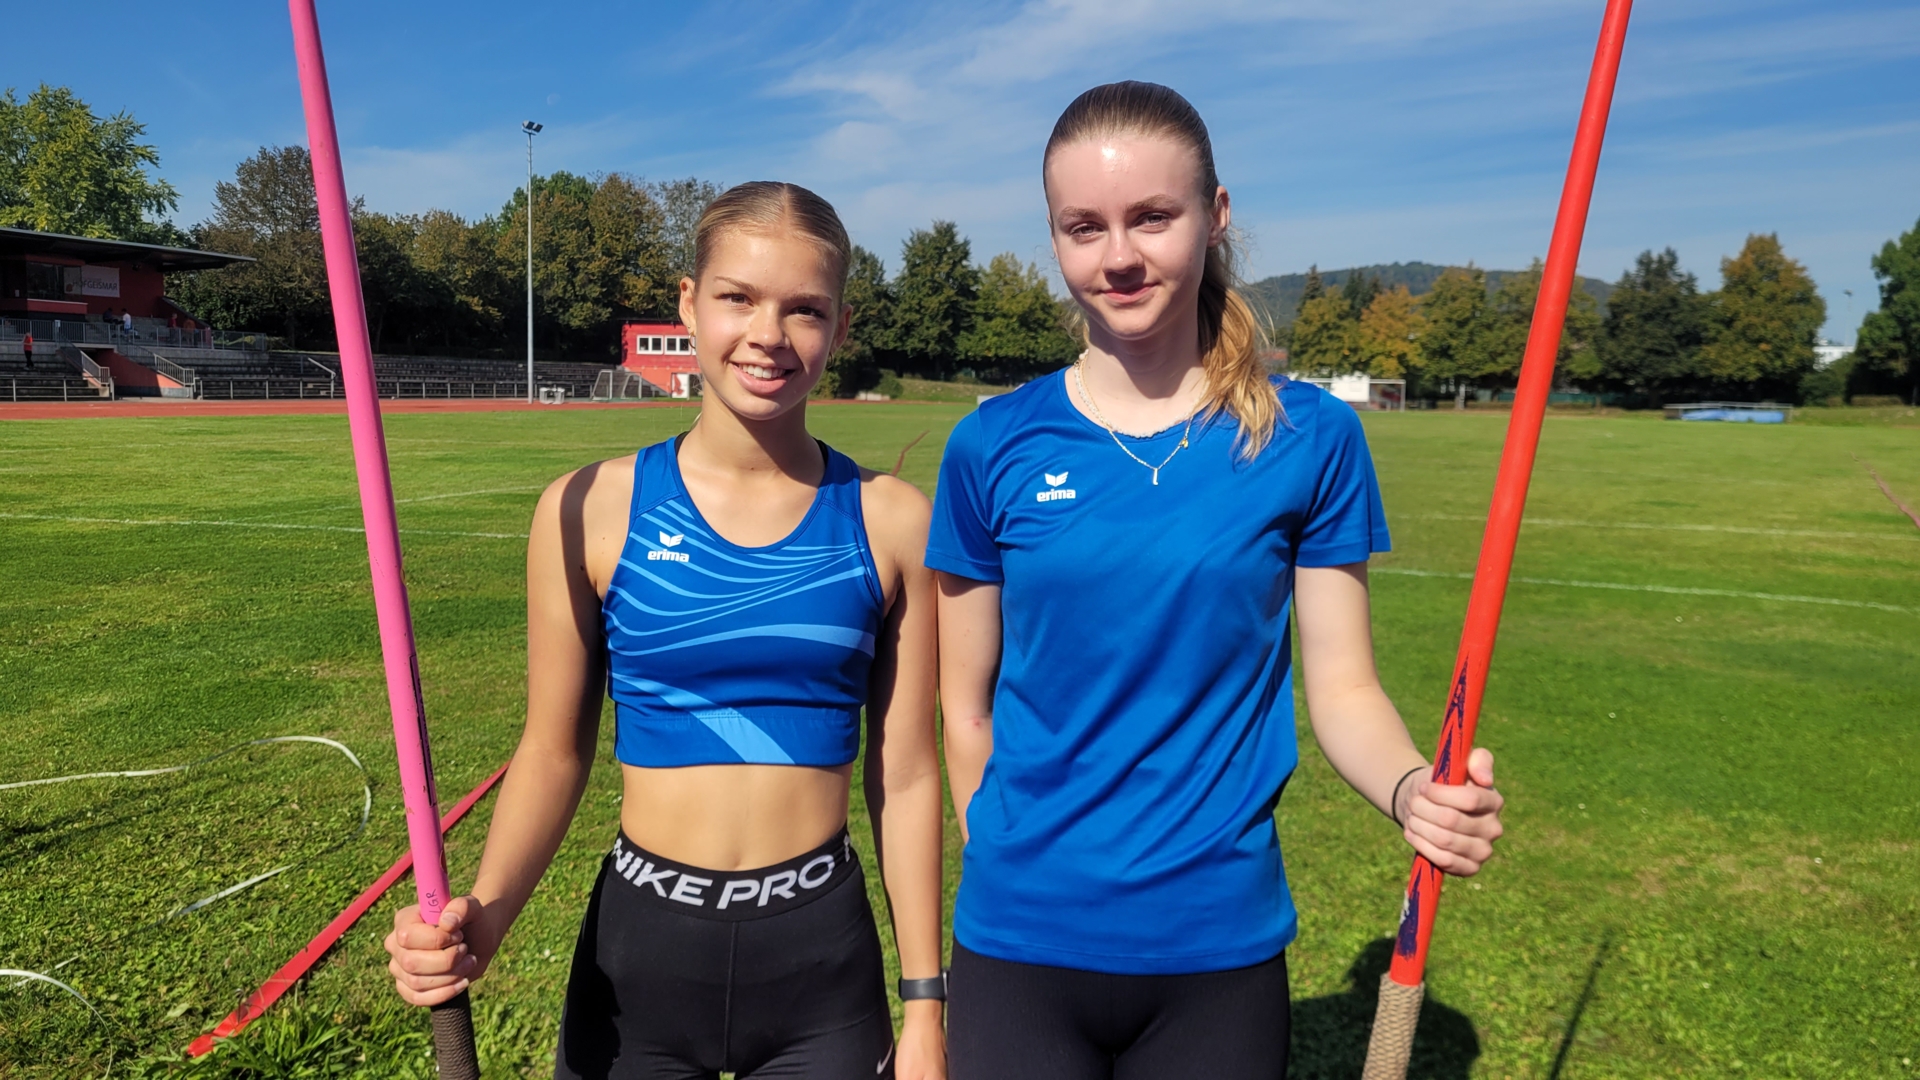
[927,82,1508,1078]
[385,183,947,1079]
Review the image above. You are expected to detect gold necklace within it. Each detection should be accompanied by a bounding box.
[1073,358,1201,486]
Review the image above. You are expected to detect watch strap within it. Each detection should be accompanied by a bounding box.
[897,973,948,1001]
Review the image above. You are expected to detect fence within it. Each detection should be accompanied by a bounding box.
[5,377,103,402]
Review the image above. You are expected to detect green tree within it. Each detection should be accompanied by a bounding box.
[410,209,506,350]
[173,146,330,346]
[889,221,978,378]
[1697,233,1825,396]
[1596,248,1705,403]
[1341,272,1380,320]
[1483,258,1601,384]
[651,177,721,284]
[495,171,673,356]
[1419,266,1494,404]
[1300,265,1326,302]
[958,253,1079,381]
[824,245,892,397]
[1289,292,1362,374]
[1853,216,1920,404]
[0,84,179,240]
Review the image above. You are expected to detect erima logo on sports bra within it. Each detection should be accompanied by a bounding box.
[612,841,839,909]
[1035,470,1076,503]
[648,531,690,562]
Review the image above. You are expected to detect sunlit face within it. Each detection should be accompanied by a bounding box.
[678,228,848,421]
[1044,135,1229,348]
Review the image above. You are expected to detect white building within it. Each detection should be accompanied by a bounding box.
[1295,373,1406,411]
[1812,339,1853,368]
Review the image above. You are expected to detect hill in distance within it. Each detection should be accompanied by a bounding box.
[1242,261,1613,330]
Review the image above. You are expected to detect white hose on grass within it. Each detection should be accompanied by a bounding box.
[0,735,373,1021]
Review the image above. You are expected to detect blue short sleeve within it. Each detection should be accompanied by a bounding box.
[926,410,1004,583]
[1295,395,1392,567]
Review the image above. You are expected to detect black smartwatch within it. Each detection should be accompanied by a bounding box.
[898,972,948,1001]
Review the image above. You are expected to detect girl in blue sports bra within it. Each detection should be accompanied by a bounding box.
[386,182,947,1080]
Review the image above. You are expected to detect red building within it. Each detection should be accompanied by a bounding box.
[621,321,699,398]
[1,227,251,395]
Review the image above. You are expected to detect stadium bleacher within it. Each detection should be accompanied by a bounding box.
[144,350,615,401]
[0,341,109,402]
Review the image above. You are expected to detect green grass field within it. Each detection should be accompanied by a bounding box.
[1,402,1916,1078]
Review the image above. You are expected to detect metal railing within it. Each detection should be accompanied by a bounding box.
[146,351,199,386]
[0,316,251,352]
[56,345,114,398]
[6,377,102,402]
[304,356,339,399]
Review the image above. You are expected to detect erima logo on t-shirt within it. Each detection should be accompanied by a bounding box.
[1035,471,1076,503]
[648,531,690,562]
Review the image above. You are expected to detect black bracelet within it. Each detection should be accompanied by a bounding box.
[1390,766,1427,827]
[898,973,948,1002]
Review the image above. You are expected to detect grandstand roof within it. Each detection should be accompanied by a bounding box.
[0,227,252,271]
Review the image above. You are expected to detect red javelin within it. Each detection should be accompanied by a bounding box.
[186,759,510,1058]
[1362,2,1635,1078]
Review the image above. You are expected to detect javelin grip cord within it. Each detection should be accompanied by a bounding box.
[1361,1,1634,1077]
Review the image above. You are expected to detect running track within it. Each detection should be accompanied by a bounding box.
[0,398,703,420]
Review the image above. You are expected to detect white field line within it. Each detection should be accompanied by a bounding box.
[0,511,526,540]
[1416,512,1919,543]
[254,484,547,521]
[1374,567,1914,615]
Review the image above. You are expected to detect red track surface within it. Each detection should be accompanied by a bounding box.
[0,398,699,420]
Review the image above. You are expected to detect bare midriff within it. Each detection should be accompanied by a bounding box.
[618,762,854,872]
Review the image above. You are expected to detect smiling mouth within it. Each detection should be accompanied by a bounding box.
[1101,282,1155,303]
[730,359,795,383]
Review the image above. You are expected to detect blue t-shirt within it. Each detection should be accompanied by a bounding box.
[926,372,1390,975]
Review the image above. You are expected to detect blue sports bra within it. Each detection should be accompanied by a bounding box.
[602,437,885,767]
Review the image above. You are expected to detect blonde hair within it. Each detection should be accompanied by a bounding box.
[1045,81,1278,458]
[692,181,852,299]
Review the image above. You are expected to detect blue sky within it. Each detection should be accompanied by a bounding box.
[12,0,1918,342]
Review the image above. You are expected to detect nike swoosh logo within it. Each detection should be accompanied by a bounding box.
[876,1041,895,1074]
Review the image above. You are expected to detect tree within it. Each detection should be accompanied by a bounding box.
[1483,258,1601,384]
[1289,292,1362,374]
[410,209,506,349]
[1854,217,1920,404]
[651,177,721,284]
[1341,272,1380,320]
[1419,266,1495,404]
[494,171,674,356]
[1596,248,1705,403]
[824,245,892,396]
[1697,233,1825,396]
[0,84,179,240]
[889,221,978,378]
[1300,265,1326,303]
[1356,285,1425,378]
[173,146,330,346]
[958,253,1079,381]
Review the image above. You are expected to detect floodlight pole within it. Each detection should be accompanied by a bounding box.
[523,120,542,403]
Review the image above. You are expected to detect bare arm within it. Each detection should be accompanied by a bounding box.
[860,477,946,1078]
[1295,563,1504,875]
[936,572,1000,845]
[387,464,612,1005]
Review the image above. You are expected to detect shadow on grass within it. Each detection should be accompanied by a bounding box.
[1546,933,1611,1080]
[1289,938,1479,1080]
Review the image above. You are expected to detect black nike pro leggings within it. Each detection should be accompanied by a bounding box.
[947,941,1291,1080]
[555,830,895,1079]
